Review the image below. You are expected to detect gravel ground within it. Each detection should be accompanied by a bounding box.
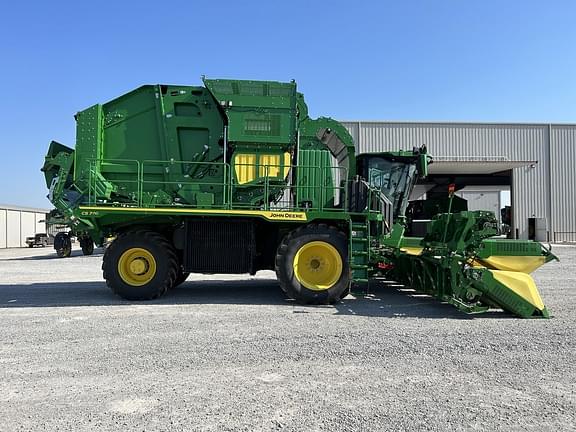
[0,244,574,431]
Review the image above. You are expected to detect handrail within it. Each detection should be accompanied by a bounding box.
[83,158,350,213]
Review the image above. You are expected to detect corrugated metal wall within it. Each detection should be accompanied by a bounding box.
[550,126,576,242]
[341,121,576,242]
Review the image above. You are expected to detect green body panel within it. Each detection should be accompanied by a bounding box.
[299,116,356,177]
[296,149,336,209]
[76,84,227,206]
[475,269,549,318]
[74,104,103,184]
[42,78,367,240]
[422,210,499,252]
[477,238,556,260]
[44,141,74,190]
[203,78,297,145]
[388,211,556,318]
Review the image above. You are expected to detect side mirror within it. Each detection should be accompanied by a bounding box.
[418,153,430,178]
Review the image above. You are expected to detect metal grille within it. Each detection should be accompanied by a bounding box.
[244,115,281,136]
[183,219,255,273]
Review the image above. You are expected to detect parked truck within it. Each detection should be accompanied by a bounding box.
[42,78,556,317]
[25,233,54,248]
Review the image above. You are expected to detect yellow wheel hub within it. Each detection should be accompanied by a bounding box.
[118,247,157,286]
[293,241,343,291]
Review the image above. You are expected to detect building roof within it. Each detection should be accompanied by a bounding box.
[340,120,576,127]
[0,204,51,213]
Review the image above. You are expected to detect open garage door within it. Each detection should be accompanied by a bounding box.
[408,158,536,238]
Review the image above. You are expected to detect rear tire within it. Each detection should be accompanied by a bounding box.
[54,232,72,258]
[80,238,94,256]
[102,230,178,300]
[275,224,349,304]
[172,267,190,288]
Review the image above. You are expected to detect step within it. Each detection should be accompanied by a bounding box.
[351,264,369,270]
[349,254,368,264]
[351,237,368,243]
[351,222,368,228]
[352,278,369,283]
[351,224,367,229]
[350,224,368,234]
[351,233,368,238]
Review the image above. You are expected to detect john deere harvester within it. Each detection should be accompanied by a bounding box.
[42,78,556,317]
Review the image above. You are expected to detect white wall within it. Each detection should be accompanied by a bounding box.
[20,212,36,246]
[6,210,21,247]
[0,209,6,248]
[0,208,48,248]
[456,186,505,224]
[35,213,45,235]
[459,192,500,222]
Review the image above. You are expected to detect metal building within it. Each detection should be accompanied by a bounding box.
[341,121,576,242]
[0,204,49,248]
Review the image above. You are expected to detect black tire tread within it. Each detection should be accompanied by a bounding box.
[275,223,349,305]
[81,241,94,256]
[172,268,190,289]
[102,229,178,300]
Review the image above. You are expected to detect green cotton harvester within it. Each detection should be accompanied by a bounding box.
[42,78,557,317]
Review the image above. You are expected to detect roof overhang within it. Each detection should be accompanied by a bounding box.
[429,160,536,175]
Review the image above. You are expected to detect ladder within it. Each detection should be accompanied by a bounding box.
[349,219,371,289]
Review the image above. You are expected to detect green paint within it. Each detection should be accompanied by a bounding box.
[41,78,555,318]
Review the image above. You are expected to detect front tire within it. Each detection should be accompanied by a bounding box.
[102,230,178,300]
[275,224,349,304]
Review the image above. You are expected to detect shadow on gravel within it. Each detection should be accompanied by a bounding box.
[0,278,511,319]
[1,249,105,261]
[335,281,509,319]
